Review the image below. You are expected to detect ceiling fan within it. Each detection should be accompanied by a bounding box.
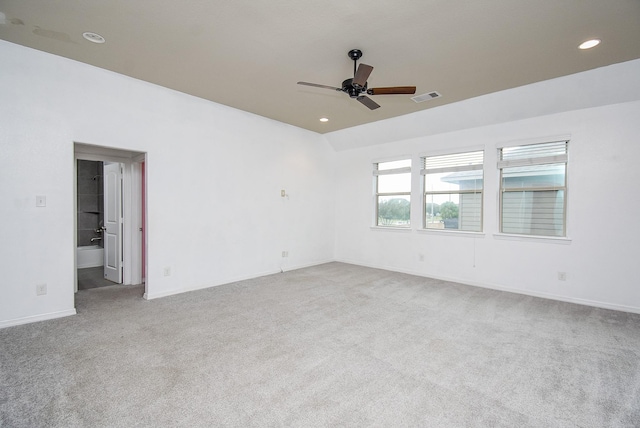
[297,49,416,110]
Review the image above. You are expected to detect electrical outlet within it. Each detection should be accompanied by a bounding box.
[281,189,286,197]
[282,251,288,258]
[36,283,47,296]
[418,253,425,262]
[558,272,567,281]
[36,195,46,207]
[163,267,171,276]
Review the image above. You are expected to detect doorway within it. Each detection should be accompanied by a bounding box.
[74,143,146,296]
[76,159,110,289]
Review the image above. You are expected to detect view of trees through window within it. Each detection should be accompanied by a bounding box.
[374,159,411,227]
[377,197,410,225]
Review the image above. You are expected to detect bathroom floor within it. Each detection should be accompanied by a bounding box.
[77,267,118,290]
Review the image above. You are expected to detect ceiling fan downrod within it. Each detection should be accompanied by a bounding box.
[348,49,363,77]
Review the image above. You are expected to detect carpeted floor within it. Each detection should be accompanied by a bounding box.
[1,262,639,427]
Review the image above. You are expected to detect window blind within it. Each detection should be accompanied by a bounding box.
[421,151,484,175]
[374,159,411,176]
[498,141,568,169]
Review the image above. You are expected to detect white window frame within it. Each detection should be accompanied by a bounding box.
[497,139,569,238]
[421,150,484,233]
[373,158,412,228]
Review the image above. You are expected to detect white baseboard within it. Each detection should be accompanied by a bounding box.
[281,258,335,273]
[144,258,334,300]
[334,258,640,315]
[0,309,77,329]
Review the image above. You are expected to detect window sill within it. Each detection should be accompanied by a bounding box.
[417,229,485,238]
[493,233,572,244]
[370,226,412,233]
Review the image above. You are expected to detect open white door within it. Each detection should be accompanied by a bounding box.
[104,162,123,283]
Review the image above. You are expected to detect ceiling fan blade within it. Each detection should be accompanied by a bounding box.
[367,86,417,95]
[353,64,374,87]
[356,95,381,110]
[297,81,341,91]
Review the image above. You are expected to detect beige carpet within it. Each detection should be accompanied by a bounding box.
[1,262,639,427]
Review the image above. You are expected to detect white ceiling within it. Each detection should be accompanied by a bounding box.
[1,0,639,134]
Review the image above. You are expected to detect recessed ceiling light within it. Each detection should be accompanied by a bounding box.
[579,39,600,50]
[319,117,329,122]
[83,32,105,44]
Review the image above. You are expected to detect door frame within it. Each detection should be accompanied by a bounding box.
[73,143,147,295]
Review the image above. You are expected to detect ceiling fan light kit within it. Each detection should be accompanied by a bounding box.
[297,49,417,111]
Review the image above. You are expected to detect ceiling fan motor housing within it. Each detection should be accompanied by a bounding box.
[341,78,367,98]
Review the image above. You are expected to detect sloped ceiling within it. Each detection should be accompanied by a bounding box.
[1,0,639,133]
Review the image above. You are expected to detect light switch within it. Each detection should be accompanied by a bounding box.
[36,195,46,207]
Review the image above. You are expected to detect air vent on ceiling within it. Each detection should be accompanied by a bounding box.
[411,91,442,103]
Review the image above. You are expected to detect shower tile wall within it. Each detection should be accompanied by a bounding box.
[77,160,104,247]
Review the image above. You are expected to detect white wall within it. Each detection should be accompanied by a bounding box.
[333,100,640,313]
[0,40,335,327]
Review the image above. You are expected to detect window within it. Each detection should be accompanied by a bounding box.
[498,140,568,237]
[374,159,411,227]
[421,151,484,232]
